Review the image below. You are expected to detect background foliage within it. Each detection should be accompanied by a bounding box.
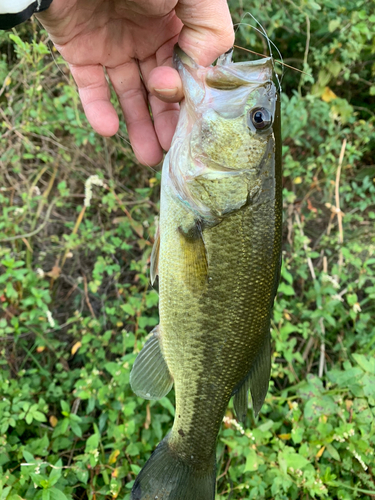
[1,0,375,498]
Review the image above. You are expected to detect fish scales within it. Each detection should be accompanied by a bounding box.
[160,201,280,462]
[130,45,282,500]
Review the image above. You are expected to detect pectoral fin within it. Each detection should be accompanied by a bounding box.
[130,326,173,400]
[179,219,209,292]
[150,227,160,285]
[233,334,271,421]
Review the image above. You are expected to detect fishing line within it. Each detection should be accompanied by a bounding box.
[114,132,158,174]
[238,12,274,60]
[233,14,284,92]
[234,22,284,92]
[233,45,310,76]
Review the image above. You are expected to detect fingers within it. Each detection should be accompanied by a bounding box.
[148,66,183,103]
[70,56,179,163]
[140,40,180,151]
[70,64,119,137]
[147,35,184,104]
[107,61,163,166]
[176,0,235,66]
[149,89,180,151]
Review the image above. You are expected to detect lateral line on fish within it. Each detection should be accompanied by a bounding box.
[233,45,310,76]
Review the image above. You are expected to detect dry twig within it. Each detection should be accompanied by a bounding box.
[83,274,96,319]
[335,139,347,274]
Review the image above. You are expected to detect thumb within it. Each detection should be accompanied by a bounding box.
[175,0,234,66]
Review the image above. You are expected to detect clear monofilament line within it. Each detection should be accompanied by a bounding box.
[234,13,284,92]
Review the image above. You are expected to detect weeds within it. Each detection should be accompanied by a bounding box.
[1,1,375,498]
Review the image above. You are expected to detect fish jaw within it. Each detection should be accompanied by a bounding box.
[167,47,279,224]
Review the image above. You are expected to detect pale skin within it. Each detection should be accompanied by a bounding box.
[35,0,234,166]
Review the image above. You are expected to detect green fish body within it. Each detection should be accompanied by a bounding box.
[130,46,282,500]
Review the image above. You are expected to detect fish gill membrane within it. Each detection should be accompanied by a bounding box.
[130,44,282,500]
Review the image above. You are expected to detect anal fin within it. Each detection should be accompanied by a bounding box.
[233,334,271,422]
[130,326,173,400]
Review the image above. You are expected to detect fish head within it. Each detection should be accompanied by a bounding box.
[174,46,279,173]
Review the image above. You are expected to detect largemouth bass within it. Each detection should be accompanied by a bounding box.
[130,45,282,500]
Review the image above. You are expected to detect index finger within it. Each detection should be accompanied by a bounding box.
[69,63,119,137]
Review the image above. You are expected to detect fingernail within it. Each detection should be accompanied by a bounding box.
[154,88,178,98]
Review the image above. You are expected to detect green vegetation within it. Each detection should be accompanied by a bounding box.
[1,1,375,498]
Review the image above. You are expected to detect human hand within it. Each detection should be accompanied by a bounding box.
[36,0,234,166]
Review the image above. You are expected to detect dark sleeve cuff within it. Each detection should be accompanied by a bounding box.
[0,0,53,30]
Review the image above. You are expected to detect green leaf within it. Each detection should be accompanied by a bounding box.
[126,442,140,456]
[8,34,26,50]
[49,488,69,500]
[121,303,135,316]
[42,489,50,500]
[159,397,175,417]
[23,450,35,463]
[280,323,298,338]
[278,283,295,296]
[130,464,141,475]
[257,420,274,433]
[287,453,309,470]
[328,19,341,32]
[326,444,341,461]
[243,449,263,472]
[30,473,44,488]
[283,448,310,470]
[49,459,62,482]
[70,421,82,438]
[60,401,70,413]
[353,354,375,374]
[1,486,12,499]
[75,465,89,484]
[33,411,47,422]
[304,396,337,421]
[85,433,99,452]
[5,282,18,299]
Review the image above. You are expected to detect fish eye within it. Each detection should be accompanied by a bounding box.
[249,107,272,131]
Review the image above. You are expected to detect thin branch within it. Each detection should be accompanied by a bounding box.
[295,212,316,280]
[318,318,326,378]
[83,274,96,319]
[335,139,347,274]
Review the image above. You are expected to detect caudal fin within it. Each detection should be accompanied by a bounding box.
[131,438,216,500]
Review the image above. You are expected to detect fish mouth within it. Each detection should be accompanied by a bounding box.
[173,44,274,89]
[173,44,199,69]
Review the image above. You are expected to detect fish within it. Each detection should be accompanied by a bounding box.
[130,44,282,500]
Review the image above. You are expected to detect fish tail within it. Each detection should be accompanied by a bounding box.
[131,437,216,500]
